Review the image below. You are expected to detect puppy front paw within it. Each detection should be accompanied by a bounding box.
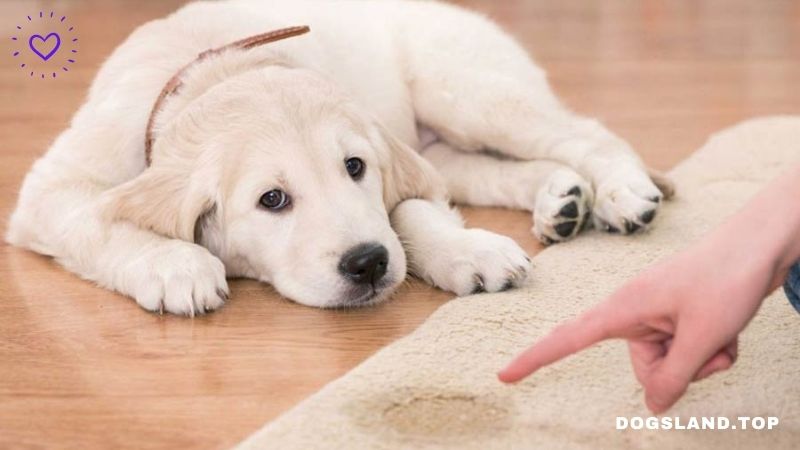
[417,229,531,296]
[532,169,594,245]
[127,241,229,316]
[592,165,663,234]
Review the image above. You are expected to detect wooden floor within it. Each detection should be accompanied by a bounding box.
[1,1,798,448]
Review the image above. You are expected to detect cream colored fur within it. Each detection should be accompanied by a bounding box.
[6,0,666,313]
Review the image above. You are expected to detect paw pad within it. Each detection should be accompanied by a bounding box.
[554,221,577,237]
[639,209,656,224]
[533,171,595,246]
[558,201,579,219]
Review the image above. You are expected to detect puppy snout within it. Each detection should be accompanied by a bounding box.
[338,242,388,285]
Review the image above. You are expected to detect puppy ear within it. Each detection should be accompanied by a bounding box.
[376,126,448,210]
[647,167,676,200]
[103,165,216,242]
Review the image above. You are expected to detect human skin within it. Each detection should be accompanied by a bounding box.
[498,164,800,413]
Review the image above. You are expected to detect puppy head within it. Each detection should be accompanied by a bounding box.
[106,66,444,308]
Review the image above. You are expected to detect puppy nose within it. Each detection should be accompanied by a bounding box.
[338,243,389,284]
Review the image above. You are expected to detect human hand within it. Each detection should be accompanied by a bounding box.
[498,228,782,413]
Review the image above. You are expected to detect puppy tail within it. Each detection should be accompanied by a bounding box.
[647,167,676,200]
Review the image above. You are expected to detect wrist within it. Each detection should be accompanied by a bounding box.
[703,214,786,297]
[711,178,800,291]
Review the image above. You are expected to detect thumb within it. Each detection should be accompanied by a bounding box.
[645,364,691,413]
[643,325,724,413]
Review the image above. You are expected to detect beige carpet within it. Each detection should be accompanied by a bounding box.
[237,117,800,449]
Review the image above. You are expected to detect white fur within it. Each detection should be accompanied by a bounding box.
[6,0,669,314]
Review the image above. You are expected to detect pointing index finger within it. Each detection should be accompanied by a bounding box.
[497,302,631,383]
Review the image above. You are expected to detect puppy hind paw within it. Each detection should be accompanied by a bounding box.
[592,167,663,235]
[532,169,594,245]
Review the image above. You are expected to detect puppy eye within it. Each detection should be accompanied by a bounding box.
[259,189,291,211]
[345,157,365,180]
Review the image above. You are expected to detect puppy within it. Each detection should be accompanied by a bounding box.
[6,0,672,314]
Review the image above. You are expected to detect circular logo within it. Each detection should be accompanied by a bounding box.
[11,10,78,79]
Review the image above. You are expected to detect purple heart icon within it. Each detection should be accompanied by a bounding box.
[28,32,61,61]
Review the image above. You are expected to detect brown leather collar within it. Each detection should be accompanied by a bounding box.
[144,25,310,165]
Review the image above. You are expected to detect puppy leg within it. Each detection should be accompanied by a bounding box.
[390,198,530,295]
[414,81,663,234]
[7,175,228,316]
[423,142,593,244]
[400,9,666,233]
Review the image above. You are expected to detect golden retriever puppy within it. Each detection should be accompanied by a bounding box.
[6,0,670,314]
